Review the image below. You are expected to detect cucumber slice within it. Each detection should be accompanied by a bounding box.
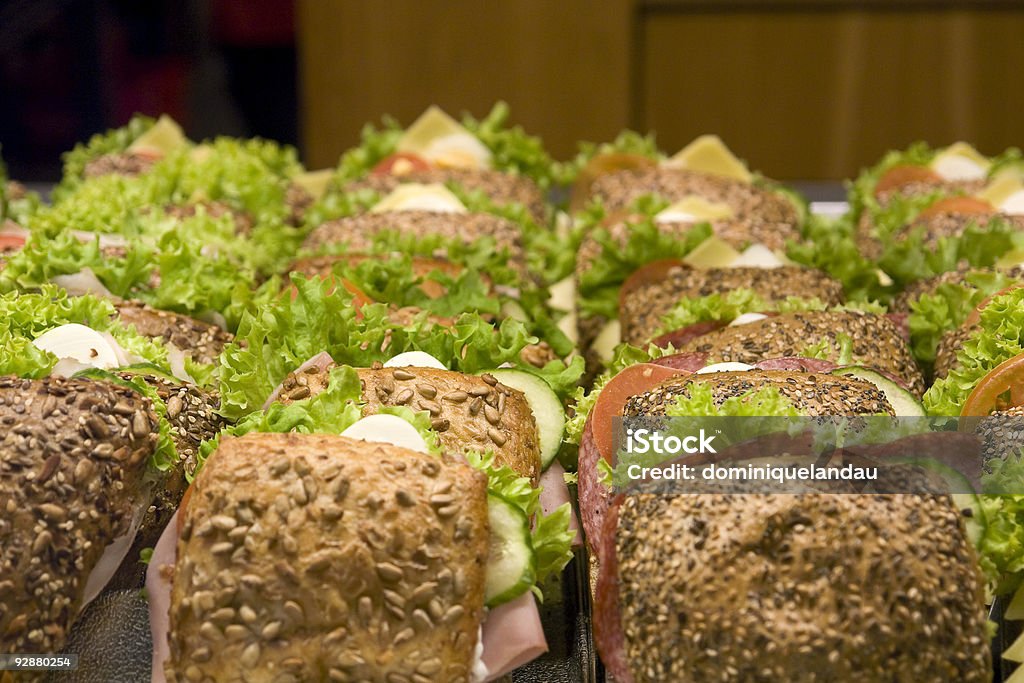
[485,492,536,606]
[832,366,925,417]
[490,369,565,470]
[951,493,987,550]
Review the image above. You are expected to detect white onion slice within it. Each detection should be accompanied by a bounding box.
[51,268,117,298]
[33,324,120,373]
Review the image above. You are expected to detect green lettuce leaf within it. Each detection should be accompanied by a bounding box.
[924,288,1024,416]
[577,197,712,320]
[553,130,662,186]
[464,450,573,601]
[908,270,1020,367]
[462,101,557,188]
[786,214,894,303]
[0,285,171,378]
[664,381,800,418]
[219,275,580,419]
[53,114,156,201]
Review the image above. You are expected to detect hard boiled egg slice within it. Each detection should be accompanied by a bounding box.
[930,142,990,181]
[730,244,786,269]
[383,351,448,370]
[396,105,492,170]
[370,183,468,214]
[341,414,430,453]
[32,324,120,375]
[695,362,755,375]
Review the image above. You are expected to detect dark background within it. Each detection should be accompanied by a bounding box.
[0,0,298,181]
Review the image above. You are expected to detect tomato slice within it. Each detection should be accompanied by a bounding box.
[0,234,26,251]
[918,196,995,219]
[590,363,688,464]
[961,352,1024,416]
[571,153,657,212]
[964,283,1024,328]
[874,164,942,196]
[371,152,431,176]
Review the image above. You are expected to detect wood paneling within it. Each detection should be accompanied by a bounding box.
[298,0,634,168]
[299,2,1024,179]
[641,7,1024,178]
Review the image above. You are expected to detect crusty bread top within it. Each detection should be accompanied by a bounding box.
[0,376,158,656]
[113,300,232,365]
[619,265,844,345]
[276,364,543,485]
[167,432,489,683]
[616,493,991,682]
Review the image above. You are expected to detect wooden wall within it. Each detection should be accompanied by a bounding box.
[298,1,1024,180]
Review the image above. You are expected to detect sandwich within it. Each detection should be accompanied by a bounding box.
[149,361,575,681]
[149,433,490,683]
[617,261,844,347]
[673,309,925,397]
[324,103,555,221]
[0,375,162,659]
[596,492,991,682]
[275,359,544,484]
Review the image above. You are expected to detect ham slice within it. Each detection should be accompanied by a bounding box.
[539,461,581,546]
[481,592,548,681]
[593,498,632,683]
[146,512,178,683]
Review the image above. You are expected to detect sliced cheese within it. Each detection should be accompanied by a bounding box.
[292,169,334,200]
[592,320,621,363]
[547,276,576,313]
[128,114,187,157]
[341,415,430,453]
[655,196,734,224]
[1006,629,1024,664]
[681,236,741,269]
[556,310,579,346]
[1005,581,1024,621]
[930,142,990,181]
[396,105,491,169]
[663,134,752,183]
[1001,188,1024,216]
[370,183,467,214]
[978,175,1023,208]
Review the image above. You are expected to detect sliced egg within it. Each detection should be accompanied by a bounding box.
[370,183,468,213]
[396,105,492,169]
[383,351,448,370]
[730,244,786,269]
[695,362,755,374]
[341,415,430,453]
[1001,189,1024,216]
[33,324,120,374]
[729,313,768,327]
[662,134,753,182]
[422,133,493,170]
[930,142,990,181]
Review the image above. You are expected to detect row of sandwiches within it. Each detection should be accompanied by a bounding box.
[2,106,1024,681]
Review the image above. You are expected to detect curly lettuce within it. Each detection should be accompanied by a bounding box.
[908,270,1021,367]
[553,130,662,186]
[219,275,582,420]
[924,288,1024,416]
[53,114,156,201]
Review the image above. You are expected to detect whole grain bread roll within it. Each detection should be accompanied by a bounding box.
[618,264,844,346]
[277,363,543,484]
[0,376,160,661]
[302,211,528,278]
[610,493,991,682]
[344,167,547,222]
[113,301,232,366]
[165,432,488,683]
